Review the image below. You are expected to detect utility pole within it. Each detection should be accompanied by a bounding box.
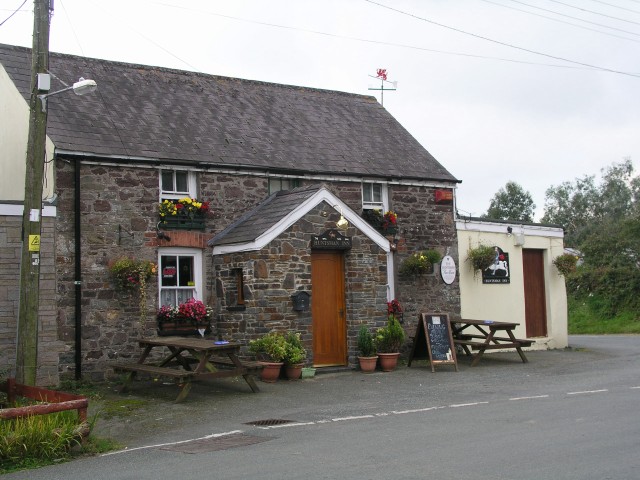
[16,0,52,385]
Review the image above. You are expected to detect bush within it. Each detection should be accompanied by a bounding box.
[357,326,376,357]
[248,332,288,363]
[376,316,405,353]
[284,332,307,365]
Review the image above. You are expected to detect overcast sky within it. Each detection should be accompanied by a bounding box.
[2,0,639,220]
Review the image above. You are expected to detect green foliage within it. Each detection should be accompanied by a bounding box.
[357,325,376,357]
[552,253,579,276]
[283,332,307,365]
[568,295,640,334]
[399,249,442,276]
[482,181,536,222]
[0,410,87,472]
[375,316,405,353]
[542,159,639,246]
[248,332,288,363]
[466,244,496,272]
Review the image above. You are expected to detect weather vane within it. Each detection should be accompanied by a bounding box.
[368,68,397,107]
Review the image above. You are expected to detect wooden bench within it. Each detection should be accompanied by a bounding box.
[114,363,196,383]
[455,335,534,347]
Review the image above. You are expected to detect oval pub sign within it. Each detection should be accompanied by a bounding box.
[440,255,456,285]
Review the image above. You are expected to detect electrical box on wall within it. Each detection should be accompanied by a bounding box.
[37,73,51,91]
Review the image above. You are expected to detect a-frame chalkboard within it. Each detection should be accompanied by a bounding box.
[408,313,458,372]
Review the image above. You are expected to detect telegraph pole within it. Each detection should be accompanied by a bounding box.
[16,0,52,385]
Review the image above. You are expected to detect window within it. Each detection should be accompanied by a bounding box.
[160,169,196,200]
[269,178,300,194]
[362,182,388,210]
[158,249,202,307]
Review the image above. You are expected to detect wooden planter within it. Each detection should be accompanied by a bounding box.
[0,378,90,437]
[157,318,211,336]
[159,214,206,230]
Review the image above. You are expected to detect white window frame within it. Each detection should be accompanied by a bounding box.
[160,169,197,200]
[268,177,300,195]
[157,248,203,307]
[362,181,389,211]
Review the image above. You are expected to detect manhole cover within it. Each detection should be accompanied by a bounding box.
[160,433,273,453]
[244,419,295,426]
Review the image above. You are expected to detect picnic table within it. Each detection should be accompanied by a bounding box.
[114,336,262,402]
[450,318,533,367]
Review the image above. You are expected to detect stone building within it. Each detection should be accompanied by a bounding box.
[0,44,460,384]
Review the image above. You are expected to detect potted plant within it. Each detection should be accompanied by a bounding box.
[362,209,398,234]
[375,315,405,372]
[399,249,442,277]
[283,332,307,380]
[553,253,579,276]
[357,325,378,373]
[467,244,496,273]
[156,298,212,336]
[248,332,287,382]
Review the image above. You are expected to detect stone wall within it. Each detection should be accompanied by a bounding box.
[0,213,64,384]
[213,202,389,366]
[31,159,460,381]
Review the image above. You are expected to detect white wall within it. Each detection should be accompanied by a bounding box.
[456,219,568,350]
[0,65,55,203]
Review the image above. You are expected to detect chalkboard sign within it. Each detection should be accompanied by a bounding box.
[408,313,458,372]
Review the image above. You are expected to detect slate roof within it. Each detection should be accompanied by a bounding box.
[210,185,323,247]
[0,43,458,183]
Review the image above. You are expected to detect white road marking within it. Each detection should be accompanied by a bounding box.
[101,430,244,456]
[449,401,490,408]
[332,414,375,422]
[509,395,550,401]
[392,406,447,414]
[567,389,608,395]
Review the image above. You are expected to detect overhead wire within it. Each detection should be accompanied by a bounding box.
[480,0,640,43]
[154,1,598,71]
[587,0,640,15]
[0,0,28,27]
[507,0,640,37]
[546,0,640,26]
[364,0,640,78]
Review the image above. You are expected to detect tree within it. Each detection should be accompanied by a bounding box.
[482,181,536,222]
[542,159,638,246]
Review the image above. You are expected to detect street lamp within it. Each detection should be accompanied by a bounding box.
[37,77,97,112]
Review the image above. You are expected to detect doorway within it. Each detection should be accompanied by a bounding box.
[522,249,548,337]
[311,251,347,366]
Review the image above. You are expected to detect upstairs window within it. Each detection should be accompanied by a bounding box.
[161,169,196,200]
[362,182,388,210]
[269,178,300,195]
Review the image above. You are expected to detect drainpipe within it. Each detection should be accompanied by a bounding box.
[74,159,82,380]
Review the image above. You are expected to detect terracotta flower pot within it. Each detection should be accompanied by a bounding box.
[358,356,378,373]
[259,362,283,383]
[285,363,304,380]
[378,352,400,372]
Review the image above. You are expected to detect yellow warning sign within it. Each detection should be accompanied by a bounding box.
[29,235,40,252]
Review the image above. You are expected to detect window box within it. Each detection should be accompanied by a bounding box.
[159,214,206,230]
[362,209,398,235]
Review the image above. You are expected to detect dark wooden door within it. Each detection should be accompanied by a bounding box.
[522,249,548,337]
[311,251,347,366]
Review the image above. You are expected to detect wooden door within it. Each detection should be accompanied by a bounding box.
[522,249,548,337]
[311,251,347,366]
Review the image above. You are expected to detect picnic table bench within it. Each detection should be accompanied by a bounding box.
[114,336,262,402]
[450,319,533,367]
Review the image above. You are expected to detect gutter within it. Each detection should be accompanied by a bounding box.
[74,159,82,379]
